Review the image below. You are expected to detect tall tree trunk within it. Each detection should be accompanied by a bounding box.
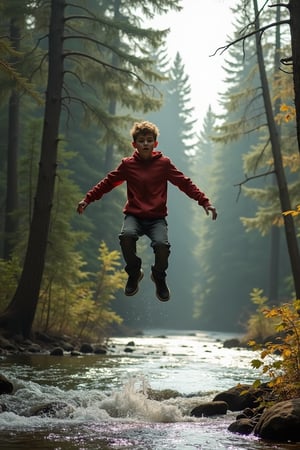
[288,0,300,155]
[253,0,300,299]
[4,19,20,260]
[268,5,282,304]
[0,0,65,338]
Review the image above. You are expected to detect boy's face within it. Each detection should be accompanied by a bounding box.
[132,132,158,160]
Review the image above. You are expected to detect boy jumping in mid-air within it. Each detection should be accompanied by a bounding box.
[77,121,217,302]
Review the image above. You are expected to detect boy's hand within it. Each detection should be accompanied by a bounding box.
[77,200,88,214]
[204,205,217,220]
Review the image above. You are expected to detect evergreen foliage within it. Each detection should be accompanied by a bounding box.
[0,0,182,338]
[0,0,298,338]
[61,0,181,273]
[0,256,20,310]
[192,0,296,331]
[0,127,125,338]
[241,68,300,234]
[49,239,123,336]
[0,1,43,104]
[192,8,268,330]
[243,288,278,342]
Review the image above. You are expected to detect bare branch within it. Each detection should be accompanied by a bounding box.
[234,170,276,202]
[235,170,276,186]
[64,13,168,43]
[63,69,85,87]
[63,71,99,103]
[254,137,271,173]
[238,121,269,136]
[29,51,48,80]
[279,67,293,74]
[63,35,153,66]
[66,2,97,18]
[63,50,156,89]
[280,56,293,65]
[61,95,115,133]
[210,20,290,57]
[64,14,131,34]
[268,3,290,10]
[279,55,293,73]
[64,14,106,23]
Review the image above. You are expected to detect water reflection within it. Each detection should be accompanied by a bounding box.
[0,423,298,450]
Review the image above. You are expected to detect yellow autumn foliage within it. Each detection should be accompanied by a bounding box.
[249,298,300,401]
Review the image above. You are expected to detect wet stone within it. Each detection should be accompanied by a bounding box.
[190,401,228,417]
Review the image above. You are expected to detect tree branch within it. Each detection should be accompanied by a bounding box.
[280,56,293,65]
[63,35,153,66]
[268,3,290,10]
[210,20,290,57]
[61,95,114,130]
[63,50,156,88]
[254,137,271,173]
[66,2,98,18]
[234,170,276,202]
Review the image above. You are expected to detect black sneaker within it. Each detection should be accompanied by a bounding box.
[151,273,170,302]
[125,270,144,296]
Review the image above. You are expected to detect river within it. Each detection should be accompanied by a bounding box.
[0,330,298,450]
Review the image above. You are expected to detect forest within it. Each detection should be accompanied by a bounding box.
[0,0,299,342]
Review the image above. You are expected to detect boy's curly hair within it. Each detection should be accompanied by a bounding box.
[130,121,159,141]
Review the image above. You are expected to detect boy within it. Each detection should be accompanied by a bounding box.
[77,121,217,302]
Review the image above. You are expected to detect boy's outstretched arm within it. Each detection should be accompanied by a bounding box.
[77,200,88,214]
[204,205,217,220]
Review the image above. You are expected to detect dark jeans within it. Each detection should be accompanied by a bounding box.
[119,214,170,277]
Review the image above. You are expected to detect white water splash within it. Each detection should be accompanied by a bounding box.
[0,375,184,429]
[98,377,183,422]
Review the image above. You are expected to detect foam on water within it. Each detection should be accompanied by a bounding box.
[0,375,184,429]
[98,377,183,422]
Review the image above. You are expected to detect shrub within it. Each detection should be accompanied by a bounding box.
[249,299,300,401]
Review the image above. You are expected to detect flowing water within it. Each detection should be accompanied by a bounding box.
[0,330,298,450]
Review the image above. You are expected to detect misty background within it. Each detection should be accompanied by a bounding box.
[0,0,296,339]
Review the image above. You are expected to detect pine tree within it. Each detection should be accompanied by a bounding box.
[62,0,182,272]
[193,1,275,331]
[0,1,43,259]
[194,0,299,331]
[194,105,216,184]
[288,0,300,156]
[0,0,182,338]
[240,3,299,303]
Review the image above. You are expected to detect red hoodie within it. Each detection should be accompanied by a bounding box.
[84,150,211,219]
